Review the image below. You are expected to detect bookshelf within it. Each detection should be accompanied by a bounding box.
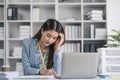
[0,0,5,71]
[98,48,120,75]
[0,0,107,73]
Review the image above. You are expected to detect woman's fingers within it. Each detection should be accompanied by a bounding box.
[39,69,56,77]
[59,33,64,44]
[47,69,56,76]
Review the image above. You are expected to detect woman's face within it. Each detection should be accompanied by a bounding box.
[41,29,59,47]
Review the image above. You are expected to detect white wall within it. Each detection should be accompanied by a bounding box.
[107,0,120,35]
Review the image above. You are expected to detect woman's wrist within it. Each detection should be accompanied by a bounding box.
[54,45,60,51]
[39,69,44,75]
[38,70,42,75]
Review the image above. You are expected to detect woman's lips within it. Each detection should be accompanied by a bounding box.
[45,41,50,45]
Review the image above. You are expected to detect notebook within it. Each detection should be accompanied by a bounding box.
[58,52,99,79]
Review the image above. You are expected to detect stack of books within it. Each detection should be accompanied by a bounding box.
[12,47,22,58]
[16,62,23,76]
[19,25,30,39]
[0,27,4,39]
[0,49,3,57]
[32,8,39,21]
[86,10,103,21]
[95,28,106,39]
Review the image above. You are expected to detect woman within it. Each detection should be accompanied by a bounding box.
[22,19,65,76]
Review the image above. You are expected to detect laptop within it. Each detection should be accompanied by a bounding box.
[58,52,99,79]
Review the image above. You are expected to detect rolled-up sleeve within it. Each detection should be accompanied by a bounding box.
[22,40,41,75]
[53,51,62,75]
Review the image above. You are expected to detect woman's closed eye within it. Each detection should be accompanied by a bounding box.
[46,33,51,38]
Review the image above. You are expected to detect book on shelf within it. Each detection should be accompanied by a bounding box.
[65,25,68,39]
[84,26,90,38]
[84,44,103,52]
[90,44,96,52]
[84,44,90,52]
[0,49,4,57]
[68,25,71,39]
[95,44,102,52]
[61,43,80,52]
[32,8,39,21]
[0,7,4,20]
[7,7,18,20]
[78,26,81,38]
[90,24,95,38]
[7,7,12,20]
[0,23,4,27]
[0,27,4,38]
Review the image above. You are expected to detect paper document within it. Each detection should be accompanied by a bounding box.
[0,71,19,79]
[19,75,54,79]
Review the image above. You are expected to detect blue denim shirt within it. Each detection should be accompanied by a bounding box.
[22,38,62,75]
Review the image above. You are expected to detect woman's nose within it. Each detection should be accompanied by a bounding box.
[48,38,53,43]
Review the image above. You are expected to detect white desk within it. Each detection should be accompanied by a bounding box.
[13,75,120,80]
[13,79,98,80]
[13,78,120,80]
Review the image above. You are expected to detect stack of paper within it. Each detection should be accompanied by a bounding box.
[0,71,19,79]
[95,28,106,39]
[19,25,31,39]
[16,62,23,76]
[86,10,103,21]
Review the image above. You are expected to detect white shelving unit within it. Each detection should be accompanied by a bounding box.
[0,0,107,72]
[98,48,120,75]
[0,0,5,71]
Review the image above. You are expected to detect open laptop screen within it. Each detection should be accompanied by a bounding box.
[59,53,99,79]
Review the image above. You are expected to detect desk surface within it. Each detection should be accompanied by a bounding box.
[13,75,120,80]
[1,72,120,80]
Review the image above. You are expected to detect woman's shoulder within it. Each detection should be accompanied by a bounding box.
[23,38,33,43]
[22,38,38,45]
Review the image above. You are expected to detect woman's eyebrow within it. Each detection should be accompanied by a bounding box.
[47,32,58,38]
[47,33,51,36]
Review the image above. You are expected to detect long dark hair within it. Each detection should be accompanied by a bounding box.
[33,18,65,69]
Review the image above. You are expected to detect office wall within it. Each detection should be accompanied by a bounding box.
[107,0,120,35]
